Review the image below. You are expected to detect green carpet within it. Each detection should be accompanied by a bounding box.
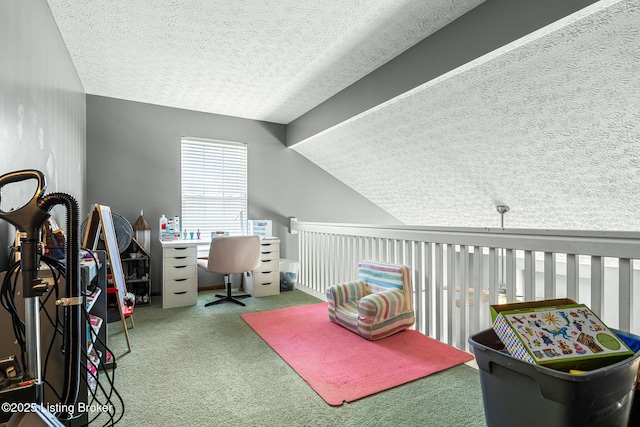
[93,290,486,426]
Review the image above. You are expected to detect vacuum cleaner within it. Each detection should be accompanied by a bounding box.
[0,169,82,426]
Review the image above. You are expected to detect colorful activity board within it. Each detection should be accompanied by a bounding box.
[493,302,632,371]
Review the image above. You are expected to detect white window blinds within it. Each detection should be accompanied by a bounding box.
[181,138,247,237]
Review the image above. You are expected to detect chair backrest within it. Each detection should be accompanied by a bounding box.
[357,260,413,312]
[206,236,261,275]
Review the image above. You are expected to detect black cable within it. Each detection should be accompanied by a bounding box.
[1,244,126,425]
[81,301,125,426]
[40,192,83,422]
[0,261,27,369]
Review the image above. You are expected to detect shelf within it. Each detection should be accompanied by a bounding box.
[122,256,150,262]
[86,251,112,373]
[89,314,103,334]
[122,237,151,306]
[86,287,102,312]
[125,278,150,284]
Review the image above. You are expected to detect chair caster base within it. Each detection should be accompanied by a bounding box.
[205,294,250,307]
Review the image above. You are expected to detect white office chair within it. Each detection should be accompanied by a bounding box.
[197,236,261,307]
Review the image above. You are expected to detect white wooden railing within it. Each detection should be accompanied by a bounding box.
[292,220,640,352]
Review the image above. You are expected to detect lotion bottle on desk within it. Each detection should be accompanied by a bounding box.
[159,214,167,234]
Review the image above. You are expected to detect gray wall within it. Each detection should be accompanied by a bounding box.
[0,1,85,396]
[86,95,400,295]
[0,0,86,271]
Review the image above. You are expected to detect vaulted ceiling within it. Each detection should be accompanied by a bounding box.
[48,0,640,231]
[292,0,640,230]
[47,0,483,124]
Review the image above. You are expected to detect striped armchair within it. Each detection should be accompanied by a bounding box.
[326,260,415,340]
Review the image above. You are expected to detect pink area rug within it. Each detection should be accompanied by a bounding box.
[241,302,474,406]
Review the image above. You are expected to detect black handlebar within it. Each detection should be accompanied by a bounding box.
[0,169,46,201]
[0,169,49,237]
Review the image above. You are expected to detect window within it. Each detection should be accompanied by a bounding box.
[181,137,247,237]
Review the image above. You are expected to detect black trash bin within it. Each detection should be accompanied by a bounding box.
[468,328,640,427]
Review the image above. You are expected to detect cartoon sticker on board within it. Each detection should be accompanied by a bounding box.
[577,332,603,353]
[573,343,587,355]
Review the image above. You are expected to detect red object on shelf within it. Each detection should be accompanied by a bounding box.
[107,285,134,317]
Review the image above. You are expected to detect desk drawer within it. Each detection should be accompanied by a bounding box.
[164,265,196,281]
[260,242,278,259]
[252,278,279,297]
[164,246,197,258]
[260,241,279,251]
[254,269,279,285]
[163,277,195,293]
[256,258,278,273]
[260,251,279,262]
[163,290,197,308]
[164,256,196,268]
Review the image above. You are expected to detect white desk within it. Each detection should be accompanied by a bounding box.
[161,237,281,306]
[160,239,199,308]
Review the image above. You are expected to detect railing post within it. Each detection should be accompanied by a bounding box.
[425,242,433,337]
[619,258,632,331]
[506,249,516,302]
[472,246,482,333]
[524,250,535,301]
[566,254,579,301]
[411,241,422,334]
[591,256,604,316]
[446,244,455,346]
[459,245,469,350]
[314,232,320,293]
[544,252,556,299]
[435,243,444,341]
[489,247,498,305]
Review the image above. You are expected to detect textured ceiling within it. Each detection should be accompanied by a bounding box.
[293,0,640,231]
[46,0,483,124]
[46,0,640,232]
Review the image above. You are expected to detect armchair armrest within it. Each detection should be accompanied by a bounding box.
[326,280,367,307]
[358,288,406,324]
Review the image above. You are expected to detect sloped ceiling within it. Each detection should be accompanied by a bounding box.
[47,0,640,231]
[293,0,640,230]
[46,0,484,124]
